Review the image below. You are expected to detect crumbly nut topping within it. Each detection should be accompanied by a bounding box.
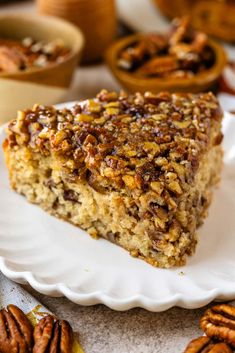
[6,89,222,202]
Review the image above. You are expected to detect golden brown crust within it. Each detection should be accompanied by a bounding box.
[6,90,222,193]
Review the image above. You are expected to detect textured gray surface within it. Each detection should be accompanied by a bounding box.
[24,285,207,353]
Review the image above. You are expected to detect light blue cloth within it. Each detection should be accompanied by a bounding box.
[0,271,51,315]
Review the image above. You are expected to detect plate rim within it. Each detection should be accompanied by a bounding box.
[1,256,235,311]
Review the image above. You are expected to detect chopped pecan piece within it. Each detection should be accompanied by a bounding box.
[0,46,26,72]
[136,55,179,77]
[200,304,235,348]
[63,189,80,202]
[183,336,232,353]
[33,315,74,353]
[117,34,168,70]
[0,304,33,353]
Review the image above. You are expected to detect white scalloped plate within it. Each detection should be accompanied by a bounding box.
[1,107,235,312]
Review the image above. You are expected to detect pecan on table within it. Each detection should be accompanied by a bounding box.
[33,315,74,353]
[200,304,235,348]
[183,336,232,353]
[0,304,34,353]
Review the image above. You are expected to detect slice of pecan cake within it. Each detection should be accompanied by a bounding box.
[3,90,223,268]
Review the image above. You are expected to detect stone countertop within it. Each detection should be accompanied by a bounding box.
[24,284,207,353]
[0,2,213,352]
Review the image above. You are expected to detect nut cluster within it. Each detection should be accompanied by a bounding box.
[0,304,74,353]
[183,304,235,353]
[0,37,70,73]
[117,17,215,78]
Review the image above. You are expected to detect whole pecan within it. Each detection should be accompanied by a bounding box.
[200,304,235,348]
[183,336,232,353]
[33,315,74,353]
[0,304,34,353]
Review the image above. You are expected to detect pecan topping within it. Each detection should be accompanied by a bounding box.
[5,89,223,221]
[0,304,33,353]
[33,315,73,353]
[183,336,232,353]
[200,304,235,347]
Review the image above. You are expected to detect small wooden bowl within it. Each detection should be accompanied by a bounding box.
[106,34,227,94]
[37,0,117,63]
[0,13,84,124]
[191,1,235,43]
[152,0,192,19]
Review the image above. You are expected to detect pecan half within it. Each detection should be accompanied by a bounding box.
[33,315,73,353]
[0,304,33,353]
[200,304,235,347]
[136,56,179,77]
[183,336,232,353]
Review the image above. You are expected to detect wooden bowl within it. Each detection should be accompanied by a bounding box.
[191,1,235,43]
[37,0,117,63]
[153,0,235,43]
[106,34,227,94]
[153,0,192,19]
[0,13,84,124]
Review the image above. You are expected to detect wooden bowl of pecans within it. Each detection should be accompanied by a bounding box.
[0,13,84,123]
[106,18,227,94]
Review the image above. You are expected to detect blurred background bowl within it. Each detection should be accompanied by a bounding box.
[106,33,227,94]
[37,0,117,63]
[153,0,235,43]
[153,0,194,19]
[0,13,84,124]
